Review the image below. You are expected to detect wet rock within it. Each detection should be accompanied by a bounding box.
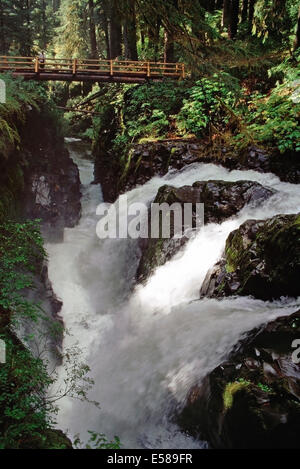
[94,139,299,203]
[119,140,207,197]
[24,148,81,241]
[178,310,300,448]
[137,180,275,282]
[200,214,300,300]
[17,108,82,240]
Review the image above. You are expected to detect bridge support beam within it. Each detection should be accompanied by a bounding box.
[11,72,165,84]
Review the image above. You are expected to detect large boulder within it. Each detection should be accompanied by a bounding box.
[137,180,274,282]
[200,214,300,300]
[178,310,300,448]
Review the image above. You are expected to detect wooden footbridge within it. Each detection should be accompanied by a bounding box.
[0,56,185,83]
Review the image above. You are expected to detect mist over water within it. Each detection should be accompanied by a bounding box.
[46,140,300,448]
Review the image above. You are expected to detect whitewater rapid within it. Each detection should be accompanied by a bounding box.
[46,139,300,448]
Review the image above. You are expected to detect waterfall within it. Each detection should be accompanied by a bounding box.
[46,139,300,449]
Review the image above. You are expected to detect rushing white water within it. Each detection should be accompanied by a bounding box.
[47,140,300,448]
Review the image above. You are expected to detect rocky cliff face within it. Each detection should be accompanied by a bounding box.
[0,106,82,345]
[178,310,300,449]
[0,105,81,449]
[19,108,81,241]
[137,180,275,282]
[200,214,300,300]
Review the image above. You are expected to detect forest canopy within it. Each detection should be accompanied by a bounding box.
[0,1,299,70]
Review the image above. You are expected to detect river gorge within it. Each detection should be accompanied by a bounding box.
[44,138,300,449]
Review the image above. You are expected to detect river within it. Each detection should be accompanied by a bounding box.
[46,138,300,449]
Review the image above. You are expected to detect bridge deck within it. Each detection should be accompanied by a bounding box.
[0,57,185,83]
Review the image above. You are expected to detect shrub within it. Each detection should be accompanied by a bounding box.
[235,55,300,152]
[177,74,240,137]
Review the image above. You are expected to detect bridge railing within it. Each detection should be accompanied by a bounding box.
[0,56,185,79]
[0,56,34,69]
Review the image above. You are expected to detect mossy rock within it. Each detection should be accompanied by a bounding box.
[201,213,300,300]
[178,310,300,448]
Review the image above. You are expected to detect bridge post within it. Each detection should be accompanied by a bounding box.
[35,57,39,73]
[182,63,185,79]
[73,58,77,75]
[110,60,113,76]
[147,62,150,77]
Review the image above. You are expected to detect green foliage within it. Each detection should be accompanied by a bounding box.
[122,81,189,142]
[89,81,190,168]
[177,74,240,137]
[91,55,299,167]
[125,81,189,122]
[257,382,273,393]
[235,55,300,153]
[0,220,51,448]
[0,332,56,449]
[0,0,57,55]
[74,431,122,449]
[126,107,169,140]
[223,379,251,410]
[222,378,273,412]
[56,0,90,57]
[0,220,100,448]
[253,0,300,48]
[0,330,100,449]
[0,220,45,324]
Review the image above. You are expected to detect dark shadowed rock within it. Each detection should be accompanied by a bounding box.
[137,180,275,282]
[10,108,83,241]
[178,310,300,449]
[23,148,81,241]
[200,213,300,300]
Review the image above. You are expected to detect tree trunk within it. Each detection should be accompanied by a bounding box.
[108,0,122,59]
[164,29,175,62]
[101,0,110,59]
[23,0,32,56]
[148,18,161,61]
[200,0,214,12]
[241,0,248,22]
[0,1,6,54]
[123,0,138,60]
[53,0,60,12]
[228,0,240,39]
[163,0,178,63]
[248,0,255,32]
[123,25,129,58]
[154,19,161,61]
[222,0,231,28]
[294,5,300,51]
[140,28,145,47]
[41,0,48,49]
[88,0,98,58]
